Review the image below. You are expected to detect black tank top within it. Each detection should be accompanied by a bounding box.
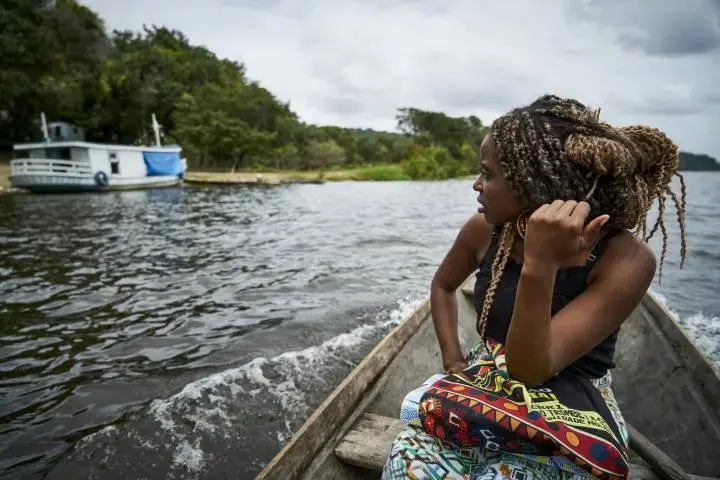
[473,225,621,378]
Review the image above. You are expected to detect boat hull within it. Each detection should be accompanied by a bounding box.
[10,173,183,193]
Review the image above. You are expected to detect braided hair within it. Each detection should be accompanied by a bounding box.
[476,94,687,339]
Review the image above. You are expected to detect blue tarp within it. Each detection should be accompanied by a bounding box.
[143,151,184,176]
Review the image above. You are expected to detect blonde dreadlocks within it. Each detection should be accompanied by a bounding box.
[477,94,687,339]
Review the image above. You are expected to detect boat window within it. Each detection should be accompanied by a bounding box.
[46,148,71,160]
[12,150,30,159]
[109,152,120,174]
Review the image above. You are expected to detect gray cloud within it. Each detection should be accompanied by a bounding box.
[570,0,720,57]
[615,78,720,116]
[413,56,536,113]
[315,95,366,116]
[83,0,720,156]
[621,99,707,117]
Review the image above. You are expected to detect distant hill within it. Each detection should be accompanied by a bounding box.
[678,151,720,171]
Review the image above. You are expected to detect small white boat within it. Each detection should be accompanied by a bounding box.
[10,114,187,193]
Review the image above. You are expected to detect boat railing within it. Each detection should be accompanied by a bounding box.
[10,158,93,177]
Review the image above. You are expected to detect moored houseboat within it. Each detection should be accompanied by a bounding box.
[10,114,186,193]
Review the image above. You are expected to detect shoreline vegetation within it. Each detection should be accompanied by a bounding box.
[183,164,414,185]
[3,1,718,194]
[3,1,487,184]
[181,150,720,186]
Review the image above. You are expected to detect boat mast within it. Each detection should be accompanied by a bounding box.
[40,112,50,143]
[151,113,162,147]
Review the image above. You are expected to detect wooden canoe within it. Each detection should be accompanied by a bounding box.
[256,275,720,480]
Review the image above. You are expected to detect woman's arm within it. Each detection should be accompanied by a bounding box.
[431,213,493,372]
[505,201,657,386]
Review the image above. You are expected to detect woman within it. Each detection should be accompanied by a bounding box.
[382,95,686,480]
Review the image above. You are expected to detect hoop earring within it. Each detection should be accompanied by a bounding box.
[515,210,531,240]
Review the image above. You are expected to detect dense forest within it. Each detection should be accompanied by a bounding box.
[1,0,485,179]
[2,1,716,179]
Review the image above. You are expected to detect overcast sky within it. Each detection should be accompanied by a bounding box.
[83,0,720,157]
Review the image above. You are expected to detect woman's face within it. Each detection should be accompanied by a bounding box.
[472,134,527,225]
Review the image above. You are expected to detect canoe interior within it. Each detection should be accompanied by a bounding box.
[257,275,720,479]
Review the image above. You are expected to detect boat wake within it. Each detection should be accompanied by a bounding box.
[650,289,720,367]
[682,312,720,367]
[48,295,425,479]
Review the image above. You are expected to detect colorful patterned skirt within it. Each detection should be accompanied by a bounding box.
[381,342,629,480]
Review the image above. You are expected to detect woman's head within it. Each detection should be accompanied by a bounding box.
[472,134,528,225]
[473,94,687,337]
[474,94,683,235]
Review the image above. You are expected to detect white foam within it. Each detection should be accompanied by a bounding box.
[678,312,720,366]
[649,289,669,308]
[172,438,205,473]
[145,295,425,471]
[276,417,294,444]
[648,289,720,367]
[76,425,118,446]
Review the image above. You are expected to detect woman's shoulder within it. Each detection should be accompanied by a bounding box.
[590,229,657,285]
[456,212,496,252]
[432,212,496,292]
[605,229,656,262]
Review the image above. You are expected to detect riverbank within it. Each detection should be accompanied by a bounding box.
[183,171,326,185]
[0,163,18,194]
[0,164,9,189]
[183,164,413,185]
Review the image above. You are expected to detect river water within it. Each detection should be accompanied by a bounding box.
[1,174,718,479]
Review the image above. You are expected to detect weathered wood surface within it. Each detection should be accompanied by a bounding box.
[628,423,690,480]
[641,291,720,416]
[335,413,716,480]
[334,414,405,471]
[255,300,432,480]
[299,375,393,480]
[611,297,720,474]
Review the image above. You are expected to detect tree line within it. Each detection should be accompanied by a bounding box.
[678,152,720,171]
[1,0,488,179]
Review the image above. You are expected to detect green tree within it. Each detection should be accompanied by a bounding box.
[395,107,487,178]
[0,0,107,148]
[173,84,278,171]
[304,140,346,170]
